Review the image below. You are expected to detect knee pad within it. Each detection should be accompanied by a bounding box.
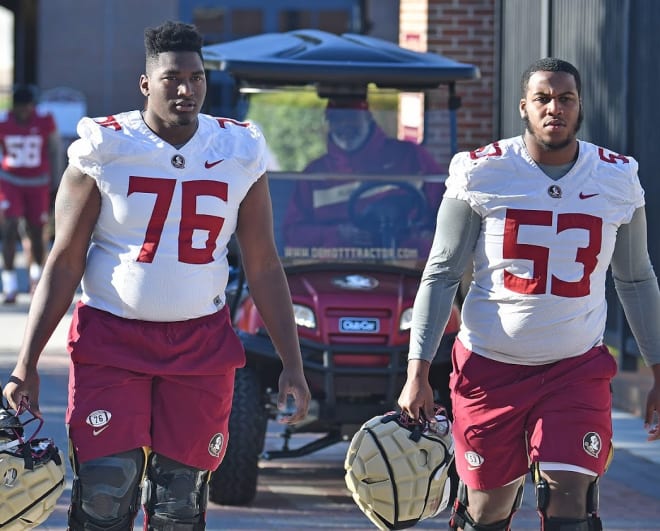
[142,453,209,530]
[532,463,603,531]
[448,480,523,531]
[68,448,146,530]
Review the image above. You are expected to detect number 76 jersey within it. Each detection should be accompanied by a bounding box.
[67,110,267,321]
[445,135,644,365]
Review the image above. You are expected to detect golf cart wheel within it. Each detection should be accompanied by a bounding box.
[208,366,268,506]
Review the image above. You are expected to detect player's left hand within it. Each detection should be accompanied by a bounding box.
[276,366,311,424]
[644,382,660,441]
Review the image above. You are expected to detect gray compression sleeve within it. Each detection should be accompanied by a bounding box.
[611,206,660,366]
[409,198,481,362]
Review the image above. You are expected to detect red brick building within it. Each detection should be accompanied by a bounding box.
[400,0,496,152]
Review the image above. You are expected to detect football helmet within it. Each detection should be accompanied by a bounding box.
[344,407,454,530]
[0,403,66,530]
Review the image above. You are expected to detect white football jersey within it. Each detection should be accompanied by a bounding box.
[446,136,644,364]
[67,111,267,321]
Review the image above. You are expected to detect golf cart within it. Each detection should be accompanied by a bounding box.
[201,30,480,506]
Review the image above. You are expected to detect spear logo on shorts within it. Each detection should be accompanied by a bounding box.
[208,433,224,457]
[582,432,602,457]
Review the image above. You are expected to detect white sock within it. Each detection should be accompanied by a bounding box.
[29,263,42,283]
[1,270,18,295]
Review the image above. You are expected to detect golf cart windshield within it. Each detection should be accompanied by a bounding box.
[246,88,450,269]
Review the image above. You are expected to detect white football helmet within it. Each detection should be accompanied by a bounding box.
[344,407,454,530]
[0,405,66,530]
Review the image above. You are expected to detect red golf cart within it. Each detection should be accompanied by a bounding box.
[201,30,479,505]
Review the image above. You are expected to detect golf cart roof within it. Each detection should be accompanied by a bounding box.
[202,29,480,93]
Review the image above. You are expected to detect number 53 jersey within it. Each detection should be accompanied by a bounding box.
[445,135,644,365]
[67,110,267,321]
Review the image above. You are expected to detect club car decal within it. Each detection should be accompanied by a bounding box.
[339,317,380,333]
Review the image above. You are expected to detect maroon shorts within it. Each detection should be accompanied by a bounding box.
[0,180,49,225]
[450,339,617,490]
[66,302,246,471]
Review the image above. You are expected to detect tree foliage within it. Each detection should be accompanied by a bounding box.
[246,90,326,171]
[246,88,399,171]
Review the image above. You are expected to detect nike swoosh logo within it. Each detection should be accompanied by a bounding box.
[579,192,599,199]
[205,159,224,169]
[92,425,110,436]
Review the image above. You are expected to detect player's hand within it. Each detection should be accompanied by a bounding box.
[398,359,434,422]
[3,366,42,418]
[277,366,311,424]
[644,382,660,441]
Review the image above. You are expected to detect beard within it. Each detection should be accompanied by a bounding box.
[523,108,583,151]
[174,115,196,126]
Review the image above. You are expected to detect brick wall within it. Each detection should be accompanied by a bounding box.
[400,0,496,152]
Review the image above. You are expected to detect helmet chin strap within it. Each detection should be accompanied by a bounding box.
[1,399,44,446]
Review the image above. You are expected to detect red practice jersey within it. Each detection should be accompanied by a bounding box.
[0,109,56,180]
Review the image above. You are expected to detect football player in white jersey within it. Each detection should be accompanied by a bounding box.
[2,21,310,530]
[398,58,660,530]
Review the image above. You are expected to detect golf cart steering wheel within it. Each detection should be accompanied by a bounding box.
[347,181,428,244]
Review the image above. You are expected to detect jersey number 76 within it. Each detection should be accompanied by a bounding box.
[128,176,228,264]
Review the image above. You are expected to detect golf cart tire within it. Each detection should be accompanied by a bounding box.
[209,366,268,506]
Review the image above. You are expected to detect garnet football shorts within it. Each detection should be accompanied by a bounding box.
[66,302,245,470]
[450,339,616,490]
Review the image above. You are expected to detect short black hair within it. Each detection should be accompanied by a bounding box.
[144,20,203,61]
[13,84,35,105]
[520,58,582,98]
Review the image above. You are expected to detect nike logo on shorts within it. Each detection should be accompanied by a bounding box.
[579,192,599,199]
[205,159,224,169]
[93,425,110,436]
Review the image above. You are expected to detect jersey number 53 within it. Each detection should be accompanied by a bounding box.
[503,208,602,297]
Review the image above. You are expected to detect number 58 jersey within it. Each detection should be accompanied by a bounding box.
[67,110,267,321]
[445,135,644,365]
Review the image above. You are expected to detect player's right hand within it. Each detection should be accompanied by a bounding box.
[2,367,42,418]
[398,360,434,422]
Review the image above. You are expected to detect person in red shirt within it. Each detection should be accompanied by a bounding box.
[283,97,445,247]
[0,85,61,303]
